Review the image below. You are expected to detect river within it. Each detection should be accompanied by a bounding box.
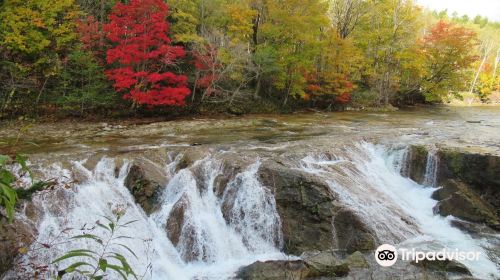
[1,106,499,279]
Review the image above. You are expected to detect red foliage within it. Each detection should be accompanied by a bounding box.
[192,45,221,96]
[104,0,190,106]
[306,84,322,92]
[421,20,478,70]
[335,92,351,104]
[304,71,355,104]
[77,16,106,62]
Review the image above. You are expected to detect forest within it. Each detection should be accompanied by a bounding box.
[1,0,500,118]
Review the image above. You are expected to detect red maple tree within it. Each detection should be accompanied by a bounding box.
[77,16,107,63]
[104,0,190,106]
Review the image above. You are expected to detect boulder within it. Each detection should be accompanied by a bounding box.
[436,149,500,216]
[236,260,311,280]
[258,160,377,255]
[124,159,167,214]
[258,161,336,255]
[0,211,38,276]
[406,145,429,184]
[332,209,376,253]
[166,195,188,246]
[341,251,448,280]
[164,196,205,262]
[345,251,369,269]
[411,259,472,276]
[432,180,499,229]
[175,149,208,171]
[236,254,349,280]
[301,250,350,277]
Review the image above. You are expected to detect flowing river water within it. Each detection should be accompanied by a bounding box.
[1,107,499,279]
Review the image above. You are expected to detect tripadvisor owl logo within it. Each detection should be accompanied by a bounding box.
[375,244,398,267]
[374,244,482,267]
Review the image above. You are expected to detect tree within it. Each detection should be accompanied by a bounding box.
[76,0,115,23]
[355,0,423,105]
[305,29,361,107]
[329,0,367,39]
[77,15,108,62]
[419,20,478,101]
[259,0,329,104]
[0,0,81,115]
[56,48,115,115]
[168,0,204,44]
[473,15,488,28]
[104,0,191,107]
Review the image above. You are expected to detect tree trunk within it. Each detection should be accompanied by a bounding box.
[35,77,49,107]
[191,72,199,103]
[493,47,500,80]
[1,89,15,115]
[283,81,292,106]
[469,43,492,94]
[254,71,261,99]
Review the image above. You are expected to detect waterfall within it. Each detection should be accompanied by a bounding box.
[11,142,499,279]
[299,142,498,279]
[423,150,439,187]
[18,155,286,280]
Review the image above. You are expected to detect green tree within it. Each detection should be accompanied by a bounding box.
[0,0,81,115]
[258,0,329,104]
[56,48,115,115]
[354,0,423,105]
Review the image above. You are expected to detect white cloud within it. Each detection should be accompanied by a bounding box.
[416,0,500,21]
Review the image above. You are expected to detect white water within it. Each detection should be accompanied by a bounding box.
[21,155,286,280]
[300,142,499,279]
[422,150,439,187]
[14,142,499,279]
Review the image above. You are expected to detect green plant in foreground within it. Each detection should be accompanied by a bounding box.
[0,154,53,223]
[53,213,139,280]
[0,155,18,223]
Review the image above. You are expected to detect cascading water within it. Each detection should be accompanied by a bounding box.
[300,142,499,279]
[422,150,439,187]
[17,155,287,280]
[10,141,499,279]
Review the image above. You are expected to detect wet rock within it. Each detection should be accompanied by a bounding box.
[236,260,311,280]
[411,259,472,276]
[166,195,188,246]
[258,161,336,255]
[432,180,499,229]
[449,219,497,235]
[214,163,241,198]
[236,255,349,280]
[175,149,207,171]
[164,195,206,262]
[214,153,253,198]
[333,209,376,253]
[339,251,448,280]
[124,159,167,214]
[436,149,500,216]
[258,160,377,255]
[301,250,350,277]
[406,145,429,184]
[0,211,38,276]
[345,251,369,269]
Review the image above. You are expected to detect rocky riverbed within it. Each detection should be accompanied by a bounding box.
[0,106,499,279]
